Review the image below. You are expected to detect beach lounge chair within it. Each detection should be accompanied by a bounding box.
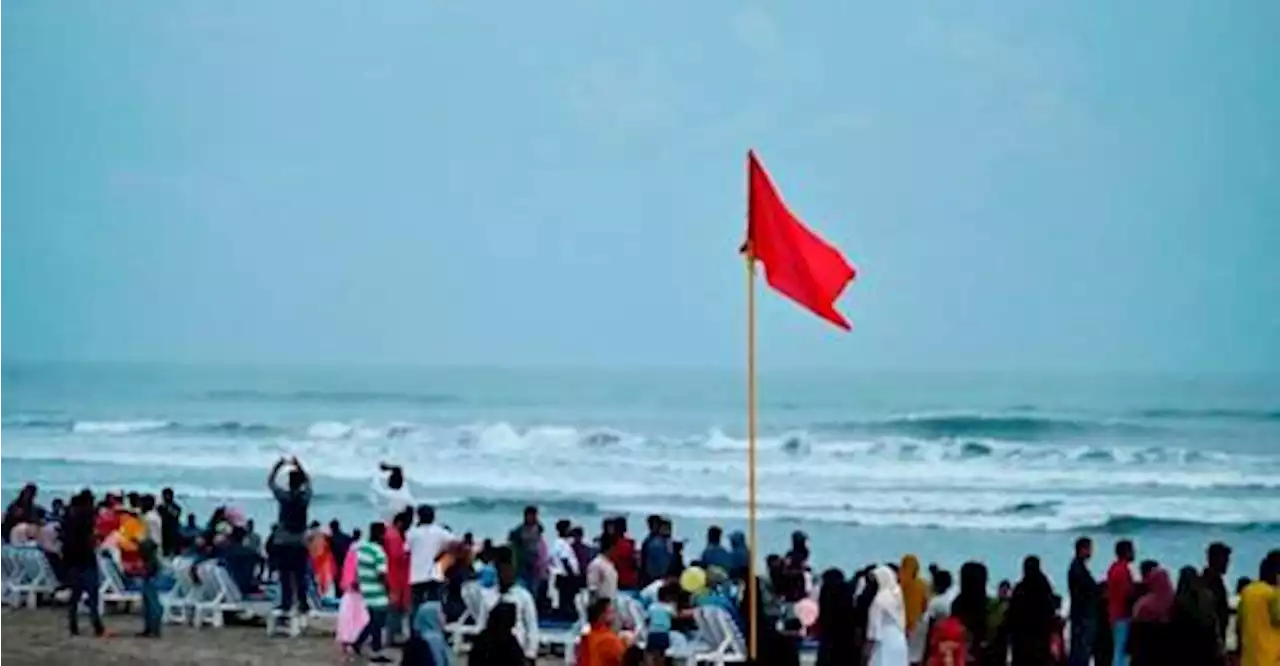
[446,581,488,654]
[615,595,649,646]
[541,589,591,659]
[192,561,273,629]
[668,606,747,666]
[96,550,143,616]
[161,557,199,625]
[3,546,59,609]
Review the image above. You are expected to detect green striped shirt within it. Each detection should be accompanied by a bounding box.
[356,542,389,609]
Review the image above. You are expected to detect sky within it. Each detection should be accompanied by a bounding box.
[4,1,1278,372]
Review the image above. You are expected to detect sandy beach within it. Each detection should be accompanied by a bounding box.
[0,608,552,666]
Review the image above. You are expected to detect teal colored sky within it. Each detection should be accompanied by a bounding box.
[4,2,1278,372]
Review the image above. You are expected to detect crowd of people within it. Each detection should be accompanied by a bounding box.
[4,458,1279,666]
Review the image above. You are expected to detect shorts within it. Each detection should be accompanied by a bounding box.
[646,631,671,653]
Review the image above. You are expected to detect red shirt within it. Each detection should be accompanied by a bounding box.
[383,523,410,609]
[1106,560,1134,624]
[613,537,639,589]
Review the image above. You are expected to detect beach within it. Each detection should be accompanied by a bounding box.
[0,607,548,666]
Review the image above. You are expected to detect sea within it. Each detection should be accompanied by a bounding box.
[3,362,1277,587]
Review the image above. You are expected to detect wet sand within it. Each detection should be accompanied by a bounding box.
[1,608,558,665]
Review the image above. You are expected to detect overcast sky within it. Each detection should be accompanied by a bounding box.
[4,1,1278,371]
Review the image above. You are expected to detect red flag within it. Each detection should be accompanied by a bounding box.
[744,150,857,330]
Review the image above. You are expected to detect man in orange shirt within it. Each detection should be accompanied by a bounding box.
[578,598,633,666]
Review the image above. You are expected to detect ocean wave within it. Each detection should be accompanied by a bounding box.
[1081,515,1280,534]
[3,417,285,437]
[815,413,1156,441]
[204,389,460,406]
[72,420,173,435]
[1133,407,1280,421]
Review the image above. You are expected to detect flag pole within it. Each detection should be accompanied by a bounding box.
[745,247,759,662]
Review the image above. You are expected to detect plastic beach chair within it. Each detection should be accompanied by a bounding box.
[3,546,59,609]
[96,550,143,616]
[446,581,488,654]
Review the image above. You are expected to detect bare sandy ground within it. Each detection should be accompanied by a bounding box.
[1,608,555,665]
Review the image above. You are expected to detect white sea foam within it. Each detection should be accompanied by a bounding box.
[71,420,172,435]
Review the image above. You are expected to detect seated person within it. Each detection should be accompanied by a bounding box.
[217,527,263,595]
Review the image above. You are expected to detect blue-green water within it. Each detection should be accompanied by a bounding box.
[3,363,1277,584]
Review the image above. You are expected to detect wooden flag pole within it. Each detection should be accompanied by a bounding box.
[745,249,759,661]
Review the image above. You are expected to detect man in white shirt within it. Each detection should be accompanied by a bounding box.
[587,533,620,602]
[141,494,164,554]
[406,504,457,608]
[550,519,583,620]
[370,462,415,521]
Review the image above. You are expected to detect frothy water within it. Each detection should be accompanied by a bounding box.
[4,364,1278,579]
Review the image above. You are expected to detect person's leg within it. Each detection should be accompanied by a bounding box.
[367,608,387,654]
[278,552,297,613]
[353,611,375,652]
[140,576,161,636]
[293,549,311,613]
[83,565,105,636]
[67,566,86,636]
[1112,620,1129,666]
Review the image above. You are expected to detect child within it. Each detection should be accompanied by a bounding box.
[645,582,679,666]
[137,535,162,637]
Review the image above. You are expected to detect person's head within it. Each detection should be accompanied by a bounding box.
[162,487,174,504]
[659,518,673,538]
[556,519,571,538]
[901,554,920,579]
[1236,576,1251,594]
[393,508,413,532]
[352,528,362,541]
[462,532,474,546]
[602,517,617,537]
[126,492,141,509]
[50,498,64,513]
[707,525,723,545]
[369,522,387,545]
[246,519,255,533]
[791,530,808,552]
[493,547,516,589]
[487,602,518,634]
[1139,559,1159,580]
[288,466,305,491]
[1023,555,1043,580]
[309,520,321,531]
[18,483,37,503]
[522,505,538,526]
[933,569,954,596]
[569,526,584,542]
[729,531,746,550]
[647,514,662,534]
[1075,537,1093,561]
[1260,550,1280,585]
[387,467,404,490]
[599,533,618,559]
[820,568,847,594]
[186,513,198,527]
[657,581,679,604]
[587,598,614,628]
[997,579,1012,600]
[1176,566,1199,596]
[1207,542,1232,575]
[72,489,94,509]
[614,516,628,534]
[329,519,341,533]
[959,561,988,597]
[1115,539,1135,562]
[140,494,156,512]
[416,504,436,525]
[229,526,248,545]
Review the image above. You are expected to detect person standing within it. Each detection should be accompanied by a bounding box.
[1128,567,1175,666]
[817,569,858,666]
[63,490,107,637]
[587,533,620,602]
[866,564,910,666]
[140,494,163,555]
[158,488,183,557]
[1107,540,1137,666]
[640,516,671,588]
[1170,565,1221,665]
[508,506,547,600]
[1068,537,1099,666]
[384,509,413,645]
[484,547,540,664]
[1203,542,1232,648]
[900,554,929,663]
[1007,556,1058,666]
[353,522,393,663]
[1237,550,1280,666]
[268,456,312,616]
[579,598,630,666]
[550,519,582,621]
[700,525,732,573]
[137,531,163,638]
[330,519,353,577]
[371,463,415,521]
[407,505,456,609]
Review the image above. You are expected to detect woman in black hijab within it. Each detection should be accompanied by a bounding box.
[816,569,857,666]
[1170,565,1221,666]
[468,602,525,666]
[1006,556,1058,666]
[952,561,993,665]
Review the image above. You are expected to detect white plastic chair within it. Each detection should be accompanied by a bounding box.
[161,557,197,624]
[96,550,142,616]
[6,547,59,608]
